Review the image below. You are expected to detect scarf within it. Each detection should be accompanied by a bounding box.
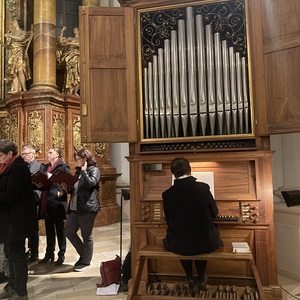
[39,160,59,219]
[0,155,20,174]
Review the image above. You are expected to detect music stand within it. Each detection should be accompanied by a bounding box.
[119,189,130,290]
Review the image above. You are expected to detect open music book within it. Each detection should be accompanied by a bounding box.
[31,170,78,189]
[31,171,51,189]
[49,169,78,189]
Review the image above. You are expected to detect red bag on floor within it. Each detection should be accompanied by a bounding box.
[97,255,121,287]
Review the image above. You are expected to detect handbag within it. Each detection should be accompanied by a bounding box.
[97,255,121,287]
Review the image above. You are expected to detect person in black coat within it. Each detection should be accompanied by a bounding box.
[162,157,223,288]
[65,148,100,272]
[0,139,36,300]
[38,147,71,266]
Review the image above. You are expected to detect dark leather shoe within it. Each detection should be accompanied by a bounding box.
[25,250,31,259]
[0,285,14,299]
[197,274,208,289]
[38,254,54,264]
[27,255,39,263]
[0,273,8,284]
[55,256,64,266]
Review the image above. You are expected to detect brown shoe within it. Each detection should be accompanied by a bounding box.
[8,293,28,300]
[0,286,15,299]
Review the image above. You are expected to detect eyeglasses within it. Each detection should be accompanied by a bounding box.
[21,152,32,156]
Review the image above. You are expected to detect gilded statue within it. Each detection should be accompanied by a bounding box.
[57,26,80,95]
[0,19,33,94]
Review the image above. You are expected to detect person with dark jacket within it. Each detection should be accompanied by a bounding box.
[162,157,223,289]
[0,139,36,300]
[65,148,100,272]
[38,147,71,266]
[21,145,43,262]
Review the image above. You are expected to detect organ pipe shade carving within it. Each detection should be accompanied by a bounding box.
[139,0,253,140]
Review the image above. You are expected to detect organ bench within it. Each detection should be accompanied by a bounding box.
[128,245,265,300]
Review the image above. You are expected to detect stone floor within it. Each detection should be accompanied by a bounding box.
[0,220,299,299]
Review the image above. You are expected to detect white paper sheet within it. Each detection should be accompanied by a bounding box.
[96,283,120,296]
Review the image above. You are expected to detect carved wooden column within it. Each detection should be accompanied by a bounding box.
[31,0,57,90]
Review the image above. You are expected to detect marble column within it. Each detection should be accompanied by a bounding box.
[82,0,100,6]
[31,0,57,90]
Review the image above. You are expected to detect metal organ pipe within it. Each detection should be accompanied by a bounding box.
[158,48,165,138]
[214,32,224,135]
[164,39,172,138]
[206,24,216,135]
[196,14,207,136]
[236,52,244,134]
[222,40,232,134]
[186,6,198,136]
[178,19,188,137]
[152,55,159,138]
[171,30,180,138]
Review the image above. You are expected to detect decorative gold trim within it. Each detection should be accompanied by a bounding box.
[27,110,44,153]
[9,112,18,144]
[0,1,4,99]
[52,112,65,150]
[0,115,10,140]
[94,143,107,158]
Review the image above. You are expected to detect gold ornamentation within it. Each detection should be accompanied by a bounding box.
[73,115,83,151]
[0,117,10,140]
[9,113,18,144]
[27,111,44,152]
[52,113,65,150]
[6,0,17,18]
[2,19,33,93]
[57,27,80,95]
[94,143,107,158]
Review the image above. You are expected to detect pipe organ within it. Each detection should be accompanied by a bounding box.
[79,0,281,297]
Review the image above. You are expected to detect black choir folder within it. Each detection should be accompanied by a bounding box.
[31,170,78,189]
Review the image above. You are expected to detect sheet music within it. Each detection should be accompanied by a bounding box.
[171,172,215,197]
[192,171,215,197]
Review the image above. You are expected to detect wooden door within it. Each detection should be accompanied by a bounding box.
[251,0,300,135]
[79,6,137,143]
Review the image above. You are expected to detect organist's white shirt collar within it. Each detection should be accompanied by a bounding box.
[177,175,191,179]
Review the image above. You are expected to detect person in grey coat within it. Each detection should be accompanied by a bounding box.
[162,157,223,289]
[65,148,100,272]
[0,140,36,300]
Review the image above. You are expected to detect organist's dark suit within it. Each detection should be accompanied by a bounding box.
[162,176,222,256]
[162,159,223,288]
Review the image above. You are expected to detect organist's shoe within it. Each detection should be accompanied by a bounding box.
[197,273,208,289]
[186,276,195,288]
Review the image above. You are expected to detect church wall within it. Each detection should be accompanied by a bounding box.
[271,133,300,280]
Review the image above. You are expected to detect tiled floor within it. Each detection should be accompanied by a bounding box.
[0,220,299,299]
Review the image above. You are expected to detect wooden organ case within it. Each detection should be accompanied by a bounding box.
[79,0,283,298]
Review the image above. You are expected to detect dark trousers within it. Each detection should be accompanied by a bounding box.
[4,240,28,297]
[180,259,207,282]
[44,216,66,258]
[28,213,39,256]
[65,211,97,264]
